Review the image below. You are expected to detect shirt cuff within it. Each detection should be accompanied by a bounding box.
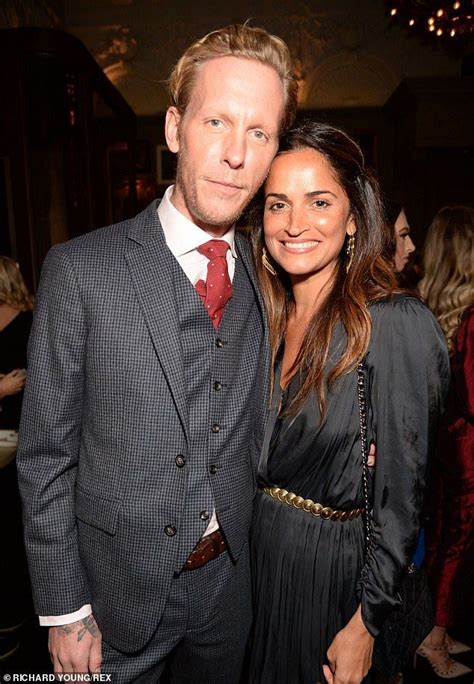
[39,604,93,626]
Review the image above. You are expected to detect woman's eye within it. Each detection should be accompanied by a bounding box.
[268,202,286,211]
[314,200,329,208]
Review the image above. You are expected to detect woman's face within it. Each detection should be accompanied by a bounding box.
[263,148,354,280]
[394,210,415,272]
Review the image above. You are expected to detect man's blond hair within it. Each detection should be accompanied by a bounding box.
[168,23,298,132]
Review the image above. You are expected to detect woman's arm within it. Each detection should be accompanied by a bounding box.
[453,308,474,420]
[0,368,26,399]
[323,606,374,684]
[324,297,450,683]
[359,297,450,636]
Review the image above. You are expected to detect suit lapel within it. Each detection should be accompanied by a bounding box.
[235,232,272,424]
[124,201,189,444]
[235,233,267,324]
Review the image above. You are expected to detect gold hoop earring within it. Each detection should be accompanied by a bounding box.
[262,247,277,276]
[345,234,355,273]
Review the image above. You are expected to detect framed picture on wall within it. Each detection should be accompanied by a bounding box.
[156,145,176,185]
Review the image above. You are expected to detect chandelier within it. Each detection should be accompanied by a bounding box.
[386,0,474,39]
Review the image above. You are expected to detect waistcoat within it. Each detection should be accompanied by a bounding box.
[165,240,265,566]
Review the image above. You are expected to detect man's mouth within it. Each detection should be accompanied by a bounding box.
[207,179,244,192]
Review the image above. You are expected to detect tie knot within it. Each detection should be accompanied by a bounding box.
[197,239,230,261]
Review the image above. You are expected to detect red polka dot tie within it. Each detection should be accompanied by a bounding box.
[195,239,233,329]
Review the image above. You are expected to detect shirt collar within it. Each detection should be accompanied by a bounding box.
[157,185,237,259]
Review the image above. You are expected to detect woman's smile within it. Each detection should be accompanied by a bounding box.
[281,240,321,252]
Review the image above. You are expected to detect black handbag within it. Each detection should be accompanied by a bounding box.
[356,363,434,678]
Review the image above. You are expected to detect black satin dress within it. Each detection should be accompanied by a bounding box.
[248,296,450,684]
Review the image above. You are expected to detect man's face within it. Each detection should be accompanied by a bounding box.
[165,55,285,236]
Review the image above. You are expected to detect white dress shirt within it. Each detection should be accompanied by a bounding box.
[39,186,237,626]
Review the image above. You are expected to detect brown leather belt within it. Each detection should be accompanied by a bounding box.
[184,529,227,571]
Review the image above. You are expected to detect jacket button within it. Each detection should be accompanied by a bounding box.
[164,525,176,537]
[200,510,210,521]
[210,465,218,474]
[211,423,220,433]
[213,381,222,391]
[215,338,225,348]
[175,455,186,468]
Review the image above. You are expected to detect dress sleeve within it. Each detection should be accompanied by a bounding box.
[453,308,474,420]
[359,297,450,636]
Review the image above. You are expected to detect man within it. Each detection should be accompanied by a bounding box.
[17,23,298,682]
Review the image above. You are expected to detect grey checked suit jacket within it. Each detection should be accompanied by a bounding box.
[17,200,270,652]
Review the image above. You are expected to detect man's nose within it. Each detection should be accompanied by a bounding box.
[222,131,246,170]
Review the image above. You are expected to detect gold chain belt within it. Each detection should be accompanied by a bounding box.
[261,486,365,522]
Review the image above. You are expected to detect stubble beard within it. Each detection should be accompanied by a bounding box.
[175,152,249,231]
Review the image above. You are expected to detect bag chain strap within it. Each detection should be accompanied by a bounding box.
[356,361,372,552]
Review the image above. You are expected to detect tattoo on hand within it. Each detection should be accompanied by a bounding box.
[57,624,74,636]
[77,615,100,642]
[57,615,99,641]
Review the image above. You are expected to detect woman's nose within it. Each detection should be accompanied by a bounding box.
[285,207,309,236]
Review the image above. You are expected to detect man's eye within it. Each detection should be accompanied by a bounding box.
[208,119,222,127]
[252,130,268,141]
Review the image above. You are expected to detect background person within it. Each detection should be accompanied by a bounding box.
[417,205,474,679]
[0,256,33,428]
[0,255,33,662]
[383,199,416,286]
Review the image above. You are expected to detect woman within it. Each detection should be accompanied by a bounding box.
[383,200,415,276]
[417,206,474,678]
[0,255,33,662]
[248,122,450,684]
[0,256,33,427]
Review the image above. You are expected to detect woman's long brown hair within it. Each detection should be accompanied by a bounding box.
[250,121,398,418]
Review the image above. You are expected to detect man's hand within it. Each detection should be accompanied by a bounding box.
[0,369,27,399]
[48,615,102,674]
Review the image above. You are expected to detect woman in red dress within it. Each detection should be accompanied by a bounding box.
[418,206,474,679]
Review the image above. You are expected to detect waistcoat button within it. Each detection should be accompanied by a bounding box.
[211,423,220,433]
[200,511,210,521]
[164,525,177,537]
[213,381,222,391]
[175,455,186,468]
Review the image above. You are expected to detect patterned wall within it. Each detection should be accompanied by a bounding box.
[1,0,467,114]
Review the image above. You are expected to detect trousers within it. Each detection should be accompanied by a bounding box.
[101,544,252,683]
